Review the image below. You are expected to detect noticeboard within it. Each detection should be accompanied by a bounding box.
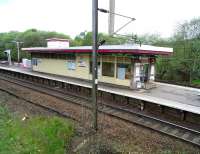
[67,60,76,70]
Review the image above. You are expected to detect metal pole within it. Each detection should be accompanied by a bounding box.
[92,0,98,131]
[17,42,20,63]
[8,52,12,66]
[108,0,115,35]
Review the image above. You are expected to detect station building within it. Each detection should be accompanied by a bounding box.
[22,38,173,89]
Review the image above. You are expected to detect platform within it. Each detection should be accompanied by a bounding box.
[0,65,200,115]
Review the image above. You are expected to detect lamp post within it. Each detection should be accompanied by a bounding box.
[12,41,24,63]
[4,49,12,66]
[92,0,98,131]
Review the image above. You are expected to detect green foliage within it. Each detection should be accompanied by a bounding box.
[72,28,200,84]
[0,29,71,61]
[138,33,166,45]
[192,79,200,85]
[155,18,200,84]
[0,105,74,154]
[72,31,126,46]
[1,17,200,85]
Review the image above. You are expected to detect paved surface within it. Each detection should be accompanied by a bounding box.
[147,83,200,107]
[0,65,200,115]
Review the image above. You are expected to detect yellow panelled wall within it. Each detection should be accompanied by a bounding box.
[32,54,131,87]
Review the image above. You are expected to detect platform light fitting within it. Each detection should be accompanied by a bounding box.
[98,39,106,48]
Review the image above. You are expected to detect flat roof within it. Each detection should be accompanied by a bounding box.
[22,44,173,55]
[0,65,199,115]
[46,38,69,42]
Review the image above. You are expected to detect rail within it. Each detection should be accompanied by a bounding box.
[0,73,199,147]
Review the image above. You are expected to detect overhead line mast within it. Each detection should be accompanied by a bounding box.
[92,0,98,131]
[108,0,115,35]
[92,0,135,131]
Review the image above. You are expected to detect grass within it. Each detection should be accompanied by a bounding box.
[192,79,200,85]
[0,105,74,154]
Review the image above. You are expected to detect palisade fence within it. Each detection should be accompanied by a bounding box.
[156,57,200,88]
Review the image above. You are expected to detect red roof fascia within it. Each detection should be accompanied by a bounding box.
[27,49,172,55]
[98,49,172,55]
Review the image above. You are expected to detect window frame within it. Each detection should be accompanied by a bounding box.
[102,62,115,77]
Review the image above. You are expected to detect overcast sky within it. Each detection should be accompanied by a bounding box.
[0,0,199,38]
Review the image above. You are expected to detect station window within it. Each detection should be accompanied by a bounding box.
[89,55,101,74]
[49,53,54,59]
[58,54,66,59]
[117,64,131,80]
[66,54,76,60]
[67,60,76,70]
[67,54,76,70]
[39,53,44,58]
[102,62,114,77]
[89,61,100,74]
[43,53,50,59]
[32,58,38,66]
[32,53,41,58]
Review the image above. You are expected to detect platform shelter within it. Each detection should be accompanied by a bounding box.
[22,38,173,89]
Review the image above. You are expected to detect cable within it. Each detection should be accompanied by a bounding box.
[98,8,135,20]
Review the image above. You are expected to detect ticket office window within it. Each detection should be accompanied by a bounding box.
[117,64,131,80]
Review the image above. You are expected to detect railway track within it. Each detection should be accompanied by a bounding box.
[0,87,78,121]
[0,74,200,147]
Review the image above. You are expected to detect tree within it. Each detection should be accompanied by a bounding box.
[0,29,71,61]
[156,18,200,84]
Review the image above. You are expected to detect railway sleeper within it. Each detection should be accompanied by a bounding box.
[0,70,200,128]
